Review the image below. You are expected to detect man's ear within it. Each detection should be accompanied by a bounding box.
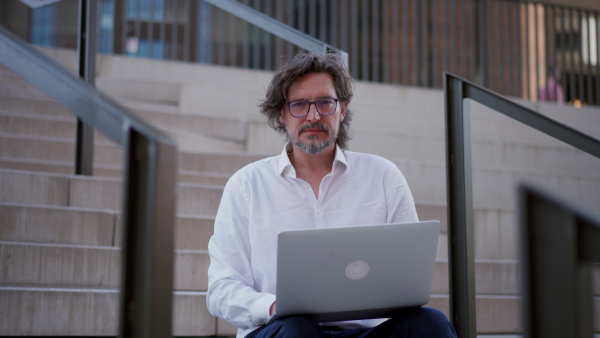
[278,112,284,124]
[340,102,348,121]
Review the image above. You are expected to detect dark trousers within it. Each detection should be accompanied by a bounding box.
[246,307,457,338]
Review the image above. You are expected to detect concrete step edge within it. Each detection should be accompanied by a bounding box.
[0,110,74,121]
[1,132,269,159]
[0,156,121,170]
[0,131,118,146]
[391,157,600,180]
[0,201,118,213]
[0,201,217,219]
[0,240,209,254]
[0,167,227,188]
[0,285,209,297]
[0,157,235,179]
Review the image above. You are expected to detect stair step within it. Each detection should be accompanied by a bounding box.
[5,167,598,261]
[0,111,77,139]
[0,93,246,145]
[0,203,214,250]
[117,98,248,143]
[0,287,219,336]
[350,93,600,145]
[0,157,122,177]
[0,133,123,166]
[0,157,232,185]
[0,241,208,290]
[9,239,583,298]
[0,203,116,246]
[0,168,224,215]
[0,69,51,101]
[396,159,600,210]
[9,285,589,335]
[429,294,600,334]
[0,168,578,261]
[96,76,181,104]
[0,130,247,168]
[352,129,600,177]
[433,260,521,296]
[4,130,600,209]
[1,132,264,172]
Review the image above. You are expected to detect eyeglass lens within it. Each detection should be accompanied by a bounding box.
[288,99,338,117]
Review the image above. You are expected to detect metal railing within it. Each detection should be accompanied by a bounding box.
[519,183,600,338]
[104,0,600,107]
[0,0,600,106]
[202,0,348,66]
[76,0,97,175]
[444,71,600,338]
[0,25,178,338]
[2,0,598,105]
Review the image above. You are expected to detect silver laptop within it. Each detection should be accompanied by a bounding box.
[268,220,440,324]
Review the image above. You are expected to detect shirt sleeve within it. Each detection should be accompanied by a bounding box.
[206,174,276,329]
[386,166,419,223]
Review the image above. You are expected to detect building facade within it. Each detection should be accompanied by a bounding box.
[1,0,599,106]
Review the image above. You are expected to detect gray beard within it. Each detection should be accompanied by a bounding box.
[287,123,337,155]
[293,136,334,155]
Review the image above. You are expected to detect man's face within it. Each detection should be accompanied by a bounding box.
[279,72,347,155]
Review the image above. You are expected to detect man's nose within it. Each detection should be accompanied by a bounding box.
[306,103,320,121]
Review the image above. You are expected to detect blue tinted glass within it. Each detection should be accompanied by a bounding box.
[31,5,56,47]
[126,0,137,19]
[140,0,149,20]
[98,0,114,54]
[153,0,164,20]
[138,39,164,59]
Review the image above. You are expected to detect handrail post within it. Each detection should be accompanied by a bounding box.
[119,129,177,338]
[75,0,96,175]
[444,71,600,338]
[1,25,177,338]
[520,184,600,338]
[444,73,477,338]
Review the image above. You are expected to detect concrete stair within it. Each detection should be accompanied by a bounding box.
[1,47,599,336]
[1,165,598,335]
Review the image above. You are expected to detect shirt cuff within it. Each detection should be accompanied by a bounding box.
[251,293,277,324]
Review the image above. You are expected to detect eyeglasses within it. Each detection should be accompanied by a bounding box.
[286,98,339,118]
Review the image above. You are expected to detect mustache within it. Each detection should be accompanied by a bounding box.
[298,123,329,134]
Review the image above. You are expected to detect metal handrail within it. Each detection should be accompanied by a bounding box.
[519,183,600,338]
[202,0,349,67]
[444,72,600,338]
[75,0,97,175]
[0,25,177,338]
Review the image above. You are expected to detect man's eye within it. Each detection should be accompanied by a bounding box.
[318,99,334,106]
[290,101,308,108]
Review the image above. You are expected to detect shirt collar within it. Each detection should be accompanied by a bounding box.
[278,143,348,177]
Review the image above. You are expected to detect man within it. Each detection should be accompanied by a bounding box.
[206,52,457,338]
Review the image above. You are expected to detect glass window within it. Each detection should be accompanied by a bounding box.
[31,4,56,47]
[98,0,114,54]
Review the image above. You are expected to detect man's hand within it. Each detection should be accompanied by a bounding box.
[269,301,276,316]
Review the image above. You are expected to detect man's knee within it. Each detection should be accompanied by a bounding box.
[387,307,457,337]
[416,307,452,324]
[258,316,325,338]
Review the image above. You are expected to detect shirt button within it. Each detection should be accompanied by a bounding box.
[304,184,310,189]
[316,209,322,214]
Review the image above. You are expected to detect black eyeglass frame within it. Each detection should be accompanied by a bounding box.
[285,98,340,118]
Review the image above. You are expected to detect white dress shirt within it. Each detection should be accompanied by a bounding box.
[206,145,419,338]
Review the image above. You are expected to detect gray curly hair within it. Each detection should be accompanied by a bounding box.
[258,52,355,149]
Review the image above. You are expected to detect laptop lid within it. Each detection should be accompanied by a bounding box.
[269,220,440,324]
